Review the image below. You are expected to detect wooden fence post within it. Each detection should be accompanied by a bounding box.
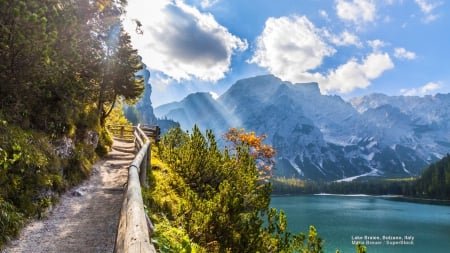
[140,146,148,188]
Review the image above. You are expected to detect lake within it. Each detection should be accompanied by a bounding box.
[270,194,450,253]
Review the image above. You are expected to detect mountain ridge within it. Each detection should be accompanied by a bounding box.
[155,74,450,181]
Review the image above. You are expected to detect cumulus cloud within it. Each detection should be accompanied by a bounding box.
[335,0,377,25]
[400,81,442,96]
[320,53,394,93]
[415,0,441,23]
[325,30,363,47]
[394,47,416,60]
[124,0,247,82]
[367,39,387,52]
[249,15,336,83]
[250,16,394,93]
[250,15,394,94]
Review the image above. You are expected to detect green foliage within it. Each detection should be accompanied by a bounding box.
[414,154,450,199]
[149,126,333,252]
[0,118,66,247]
[0,198,24,247]
[96,127,113,157]
[63,143,94,187]
[105,101,133,126]
[150,219,201,253]
[0,0,144,248]
[0,0,144,132]
[273,155,450,200]
[356,243,367,253]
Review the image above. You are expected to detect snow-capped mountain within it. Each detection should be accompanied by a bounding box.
[155,75,450,181]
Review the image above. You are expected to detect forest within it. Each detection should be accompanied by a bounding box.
[0,0,143,247]
[272,155,450,202]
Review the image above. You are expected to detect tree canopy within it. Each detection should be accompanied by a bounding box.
[150,126,366,252]
[0,0,144,133]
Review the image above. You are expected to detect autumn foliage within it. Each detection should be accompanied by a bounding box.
[224,128,276,181]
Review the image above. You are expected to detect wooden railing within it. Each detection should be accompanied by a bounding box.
[112,124,159,253]
[107,124,135,140]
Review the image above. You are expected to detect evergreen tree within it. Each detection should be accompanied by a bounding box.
[158,126,327,252]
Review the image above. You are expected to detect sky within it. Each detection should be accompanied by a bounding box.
[123,0,450,107]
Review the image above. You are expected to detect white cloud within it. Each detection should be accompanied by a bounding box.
[201,0,220,9]
[249,15,336,82]
[335,0,377,25]
[250,15,394,94]
[384,0,404,5]
[394,47,416,60]
[320,53,395,93]
[319,10,330,20]
[415,0,437,13]
[367,39,387,52]
[400,81,442,96]
[326,30,363,47]
[209,91,219,100]
[124,0,247,82]
[415,0,441,23]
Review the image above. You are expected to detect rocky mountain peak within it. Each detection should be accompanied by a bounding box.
[155,75,450,181]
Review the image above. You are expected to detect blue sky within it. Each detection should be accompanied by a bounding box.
[124,0,450,106]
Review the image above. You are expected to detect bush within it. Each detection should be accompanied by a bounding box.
[147,127,368,252]
[0,199,25,248]
[0,118,66,247]
[96,127,113,157]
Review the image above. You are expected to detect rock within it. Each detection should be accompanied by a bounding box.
[72,189,84,197]
[85,130,99,149]
[53,136,74,159]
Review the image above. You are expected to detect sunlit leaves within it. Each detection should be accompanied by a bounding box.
[224,127,276,182]
[156,126,337,252]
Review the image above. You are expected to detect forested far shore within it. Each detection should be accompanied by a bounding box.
[272,154,450,201]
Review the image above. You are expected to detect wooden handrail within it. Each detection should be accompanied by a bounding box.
[114,124,156,253]
[107,124,135,139]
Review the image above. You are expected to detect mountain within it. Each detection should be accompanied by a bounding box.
[135,67,157,125]
[155,75,450,181]
[155,92,233,133]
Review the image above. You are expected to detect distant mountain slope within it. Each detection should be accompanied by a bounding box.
[155,92,233,133]
[155,75,450,181]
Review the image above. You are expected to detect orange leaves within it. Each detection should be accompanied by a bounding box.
[224,128,276,181]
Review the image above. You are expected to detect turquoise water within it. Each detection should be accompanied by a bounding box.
[270,195,450,253]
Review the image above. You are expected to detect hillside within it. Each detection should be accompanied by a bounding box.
[0,0,144,248]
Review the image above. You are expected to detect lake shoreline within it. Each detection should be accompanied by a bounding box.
[381,195,450,206]
[271,193,450,206]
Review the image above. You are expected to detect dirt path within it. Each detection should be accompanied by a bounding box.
[2,138,135,253]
